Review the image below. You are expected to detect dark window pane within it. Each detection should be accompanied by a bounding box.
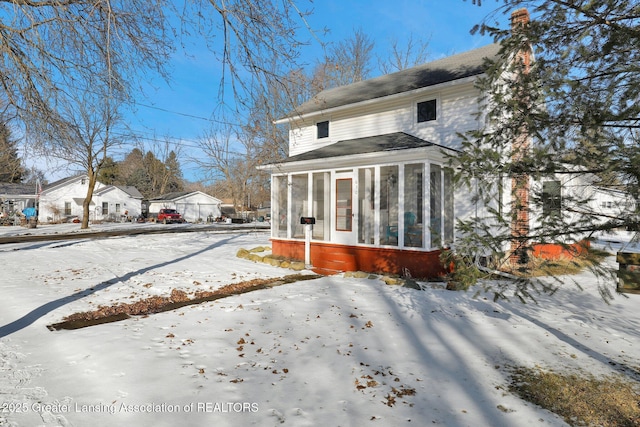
[542,180,562,217]
[417,100,436,122]
[317,121,329,139]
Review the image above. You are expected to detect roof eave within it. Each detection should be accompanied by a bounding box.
[259,145,459,173]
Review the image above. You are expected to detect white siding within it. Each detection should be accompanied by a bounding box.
[589,188,636,222]
[149,192,222,222]
[287,81,482,157]
[433,85,483,148]
[97,187,142,219]
[175,193,221,222]
[38,178,106,222]
[289,126,315,156]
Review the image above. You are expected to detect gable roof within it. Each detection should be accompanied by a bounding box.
[278,132,456,164]
[42,175,84,192]
[42,175,144,199]
[149,191,221,203]
[0,183,37,196]
[149,191,191,202]
[284,43,501,119]
[93,184,144,199]
[115,186,144,199]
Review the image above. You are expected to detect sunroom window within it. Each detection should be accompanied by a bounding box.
[403,164,424,247]
[291,175,308,238]
[313,172,330,240]
[358,168,375,244]
[380,166,399,246]
[274,176,288,238]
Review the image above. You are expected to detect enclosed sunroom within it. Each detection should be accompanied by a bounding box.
[262,132,457,277]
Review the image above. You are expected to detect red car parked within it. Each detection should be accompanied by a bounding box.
[157,208,184,224]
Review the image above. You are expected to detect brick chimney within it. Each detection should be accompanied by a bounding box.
[511,8,530,29]
[509,8,531,265]
[511,8,532,71]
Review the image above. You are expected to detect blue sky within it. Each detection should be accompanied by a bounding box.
[30,0,511,182]
[132,1,505,136]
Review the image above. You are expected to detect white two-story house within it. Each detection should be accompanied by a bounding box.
[260,44,502,277]
[260,7,636,277]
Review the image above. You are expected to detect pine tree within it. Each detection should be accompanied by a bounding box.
[454,1,640,299]
[164,151,184,193]
[97,156,120,185]
[0,122,24,183]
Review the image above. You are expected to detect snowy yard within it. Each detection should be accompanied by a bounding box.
[1,223,639,426]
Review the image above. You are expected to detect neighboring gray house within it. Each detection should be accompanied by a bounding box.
[0,183,38,217]
[147,191,222,223]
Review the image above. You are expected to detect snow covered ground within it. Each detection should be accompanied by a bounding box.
[1,223,639,427]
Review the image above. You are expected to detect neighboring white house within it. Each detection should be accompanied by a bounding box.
[38,175,143,223]
[147,191,222,223]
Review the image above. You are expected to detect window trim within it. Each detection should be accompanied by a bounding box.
[416,98,438,124]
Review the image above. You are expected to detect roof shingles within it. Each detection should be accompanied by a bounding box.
[280,132,455,164]
[289,44,500,117]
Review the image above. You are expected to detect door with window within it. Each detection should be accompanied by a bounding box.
[334,171,356,245]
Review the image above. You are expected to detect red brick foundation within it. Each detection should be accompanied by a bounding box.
[271,239,447,278]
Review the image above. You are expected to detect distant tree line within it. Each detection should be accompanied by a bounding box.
[98,148,184,199]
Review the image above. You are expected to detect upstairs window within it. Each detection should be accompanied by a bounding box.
[417,99,437,123]
[317,121,329,139]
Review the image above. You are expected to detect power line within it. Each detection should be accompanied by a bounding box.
[130,100,244,126]
[47,77,248,128]
[109,130,250,159]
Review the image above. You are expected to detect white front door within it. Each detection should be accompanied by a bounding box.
[333,171,356,245]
